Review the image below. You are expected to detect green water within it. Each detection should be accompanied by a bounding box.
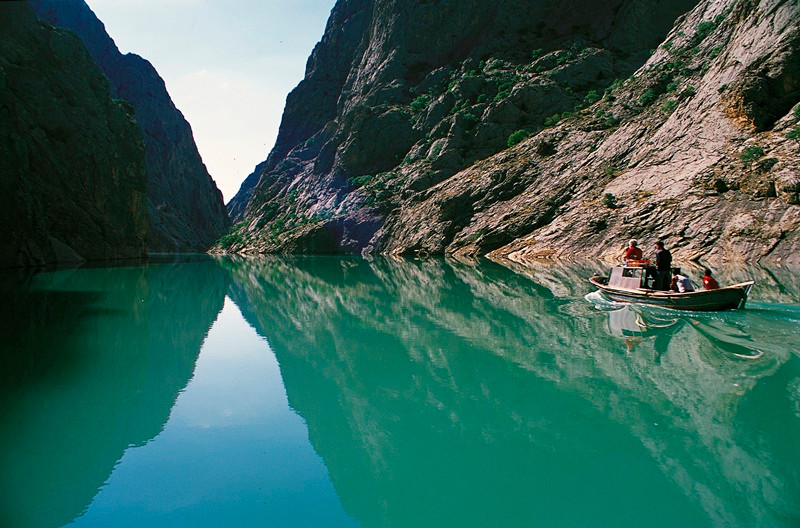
[1,256,799,527]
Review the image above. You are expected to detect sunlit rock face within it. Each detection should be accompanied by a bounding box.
[31,0,231,252]
[223,0,799,265]
[223,256,800,527]
[0,2,148,268]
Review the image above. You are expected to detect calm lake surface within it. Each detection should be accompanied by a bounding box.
[1,255,799,527]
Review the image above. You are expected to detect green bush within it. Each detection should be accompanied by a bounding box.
[639,89,657,106]
[556,52,574,65]
[584,89,601,105]
[217,222,248,249]
[497,81,514,93]
[740,145,766,166]
[530,48,544,60]
[662,99,678,113]
[410,94,432,112]
[786,127,800,139]
[695,21,717,42]
[449,100,468,115]
[680,85,697,97]
[603,193,617,208]
[507,129,529,148]
[347,174,373,188]
[218,233,243,249]
[543,114,561,126]
[794,104,800,120]
[462,112,479,128]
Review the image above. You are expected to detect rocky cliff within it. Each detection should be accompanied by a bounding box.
[0,2,148,268]
[31,0,231,252]
[227,160,266,224]
[223,0,799,265]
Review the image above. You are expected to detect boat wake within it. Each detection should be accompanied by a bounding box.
[584,290,622,310]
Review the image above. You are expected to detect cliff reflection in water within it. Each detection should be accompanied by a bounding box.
[0,259,230,528]
[224,256,800,528]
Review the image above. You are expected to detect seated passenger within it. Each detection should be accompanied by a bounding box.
[623,239,643,263]
[670,272,695,293]
[702,268,720,290]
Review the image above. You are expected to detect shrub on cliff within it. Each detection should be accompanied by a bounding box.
[507,129,529,148]
[639,89,657,106]
[410,95,431,112]
[740,145,765,166]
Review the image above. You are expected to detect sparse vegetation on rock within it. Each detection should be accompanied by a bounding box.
[507,130,530,148]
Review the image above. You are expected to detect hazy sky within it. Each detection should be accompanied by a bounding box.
[86,0,337,203]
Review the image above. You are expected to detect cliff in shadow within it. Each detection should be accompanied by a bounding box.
[0,2,147,268]
[31,0,230,252]
[222,0,799,265]
[0,258,230,528]
[222,256,800,527]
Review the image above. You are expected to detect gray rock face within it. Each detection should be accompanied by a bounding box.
[31,0,230,252]
[0,2,148,268]
[227,161,266,224]
[224,0,800,265]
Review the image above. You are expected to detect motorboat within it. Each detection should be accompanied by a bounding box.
[589,264,754,311]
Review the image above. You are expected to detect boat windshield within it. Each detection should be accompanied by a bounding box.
[609,267,647,289]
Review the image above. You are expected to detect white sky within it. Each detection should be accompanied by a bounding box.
[86,0,337,203]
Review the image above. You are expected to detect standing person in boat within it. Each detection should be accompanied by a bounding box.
[702,268,720,290]
[623,239,643,264]
[670,270,695,292]
[654,240,672,290]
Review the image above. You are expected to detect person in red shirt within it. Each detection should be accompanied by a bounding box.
[623,239,643,262]
[702,268,720,290]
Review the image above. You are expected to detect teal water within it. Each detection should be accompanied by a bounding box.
[1,256,799,527]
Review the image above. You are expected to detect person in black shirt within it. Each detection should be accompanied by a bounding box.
[654,240,672,290]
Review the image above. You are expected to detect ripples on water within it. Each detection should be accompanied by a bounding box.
[0,256,798,527]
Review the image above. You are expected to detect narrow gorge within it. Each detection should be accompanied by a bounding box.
[223,0,800,265]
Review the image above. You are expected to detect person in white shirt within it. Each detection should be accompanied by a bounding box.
[670,272,695,293]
